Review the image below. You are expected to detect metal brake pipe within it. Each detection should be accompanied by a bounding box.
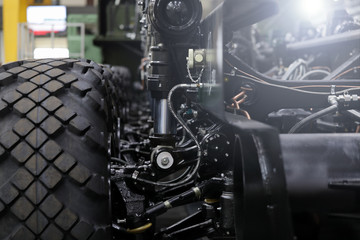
[167,83,203,152]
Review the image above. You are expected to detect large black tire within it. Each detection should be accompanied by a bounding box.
[0,59,112,240]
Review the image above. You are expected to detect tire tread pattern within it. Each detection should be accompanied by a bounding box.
[0,59,112,240]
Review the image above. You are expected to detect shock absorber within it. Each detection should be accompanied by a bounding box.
[148,43,177,144]
[146,0,202,143]
[145,0,203,170]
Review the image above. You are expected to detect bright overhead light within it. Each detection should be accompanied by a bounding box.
[299,0,326,20]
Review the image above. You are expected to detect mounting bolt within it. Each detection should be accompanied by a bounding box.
[194,53,204,63]
[161,157,170,166]
[117,219,126,224]
[156,151,174,170]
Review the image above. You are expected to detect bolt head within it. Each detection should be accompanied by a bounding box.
[194,53,204,63]
[161,157,170,165]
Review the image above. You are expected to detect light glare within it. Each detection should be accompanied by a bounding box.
[299,0,325,19]
[34,48,69,59]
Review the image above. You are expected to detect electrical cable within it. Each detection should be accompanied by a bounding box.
[312,66,331,72]
[178,139,194,148]
[167,84,202,150]
[288,104,338,133]
[224,59,360,94]
[233,74,360,95]
[180,145,198,152]
[281,59,307,80]
[177,128,187,147]
[120,148,150,155]
[111,157,128,164]
[158,167,192,184]
[299,69,330,80]
[127,168,197,187]
[186,63,204,83]
[127,223,153,234]
[291,85,360,89]
[333,66,360,80]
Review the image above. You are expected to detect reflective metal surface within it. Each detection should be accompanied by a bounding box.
[154,98,176,135]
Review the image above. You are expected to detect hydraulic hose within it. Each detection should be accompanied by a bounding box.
[289,104,338,133]
[167,83,202,150]
[124,84,203,187]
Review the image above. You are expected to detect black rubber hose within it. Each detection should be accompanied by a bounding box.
[289,104,338,133]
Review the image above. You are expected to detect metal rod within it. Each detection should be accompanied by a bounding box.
[287,29,360,52]
[0,31,4,63]
[31,30,35,59]
[80,23,85,58]
[51,24,55,49]
[17,23,22,60]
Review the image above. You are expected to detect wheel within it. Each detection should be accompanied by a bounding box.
[0,59,112,240]
[109,65,132,104]
[110,66,131,83]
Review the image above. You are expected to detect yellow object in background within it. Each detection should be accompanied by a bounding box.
[3,0,52,63]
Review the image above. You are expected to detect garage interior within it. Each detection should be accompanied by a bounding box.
[0,0,359,240]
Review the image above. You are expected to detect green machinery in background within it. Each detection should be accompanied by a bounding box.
[94,0,142,78]
[67,13,102,63]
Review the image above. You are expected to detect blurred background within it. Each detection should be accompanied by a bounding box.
[0,0,101,64]
[0,0,359,67]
